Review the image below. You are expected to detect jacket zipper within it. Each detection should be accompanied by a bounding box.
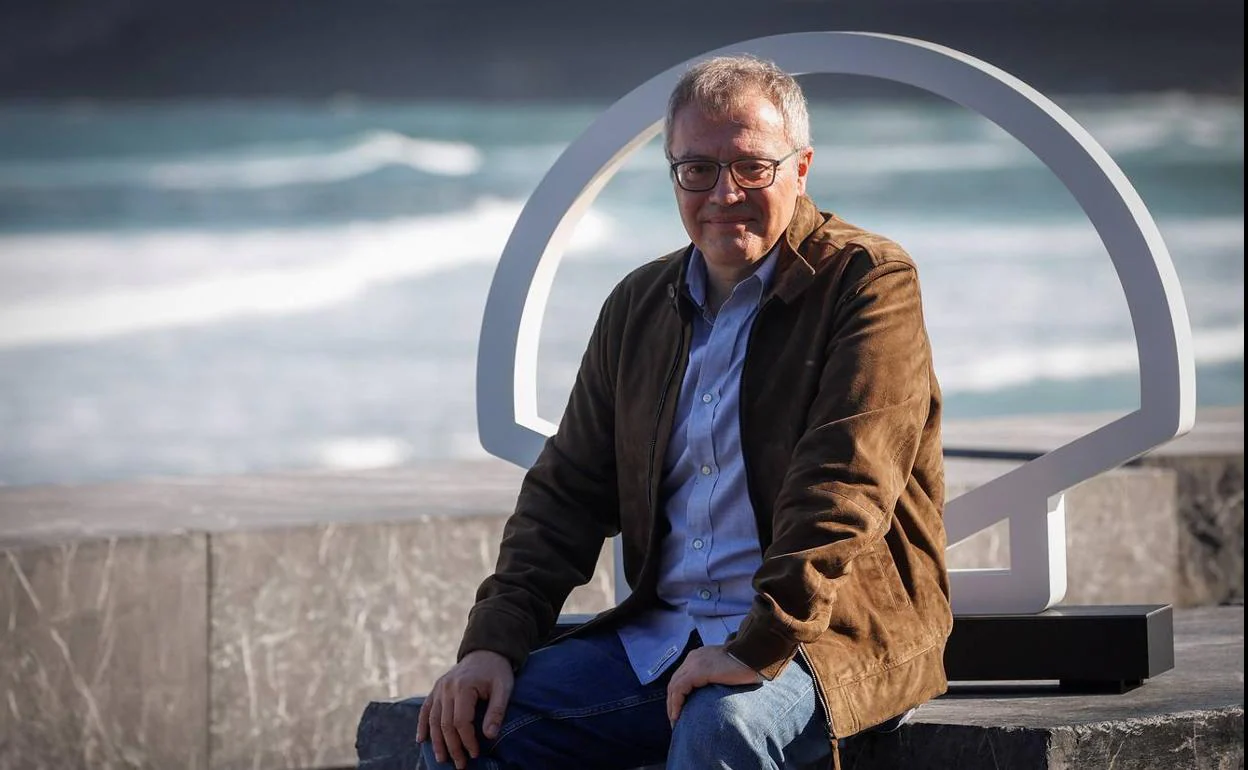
[745,296,837,736]
[797,643,835,736]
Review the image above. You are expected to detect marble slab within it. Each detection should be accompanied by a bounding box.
[0,535,208,770]
[208,514,613,770]
[1141,453,1245,606]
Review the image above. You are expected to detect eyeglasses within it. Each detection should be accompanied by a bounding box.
[669,148,802,192]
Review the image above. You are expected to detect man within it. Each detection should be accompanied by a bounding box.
[409,55,952,769]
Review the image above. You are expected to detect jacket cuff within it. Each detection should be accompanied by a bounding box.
[456,607,538,672]
[723,612,798,681]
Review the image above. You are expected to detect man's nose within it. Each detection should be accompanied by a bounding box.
[708,165,746,204]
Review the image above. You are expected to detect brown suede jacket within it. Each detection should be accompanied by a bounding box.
[458,195,953,740]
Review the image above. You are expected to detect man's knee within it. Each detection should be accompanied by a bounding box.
[669,685,769,761]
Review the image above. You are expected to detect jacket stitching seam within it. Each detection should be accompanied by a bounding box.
[823,637,945,689]
[844,262,914,304]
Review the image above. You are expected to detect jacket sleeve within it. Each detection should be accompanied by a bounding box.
[724,254,934,679]
[456,287,623,670]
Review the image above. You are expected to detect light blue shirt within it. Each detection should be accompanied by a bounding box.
[616,245,778,684]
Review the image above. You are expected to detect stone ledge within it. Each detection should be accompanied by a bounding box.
[842,604,1244,769]
[3,408,1240,550]
[357,606,1244,770]
[0,458,1222,608]
[841,707,1243,770]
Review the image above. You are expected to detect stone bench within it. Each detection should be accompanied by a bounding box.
[356,606,1244,770]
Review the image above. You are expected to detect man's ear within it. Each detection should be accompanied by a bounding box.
[796,147,814,194]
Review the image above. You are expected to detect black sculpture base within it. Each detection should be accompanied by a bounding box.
[556,604,1175,694]
[944,604,1174,692]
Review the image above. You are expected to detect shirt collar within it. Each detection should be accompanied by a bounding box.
[686,243,780,312]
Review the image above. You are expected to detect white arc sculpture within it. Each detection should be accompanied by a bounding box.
[476,32,1196,615]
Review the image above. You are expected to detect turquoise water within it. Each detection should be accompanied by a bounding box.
[0,96,1241,485]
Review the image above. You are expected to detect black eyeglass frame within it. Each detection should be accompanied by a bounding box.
[668,148,803,192]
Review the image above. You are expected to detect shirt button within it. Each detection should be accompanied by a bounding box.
[692,538,705,550]
[700,465,713,476]
[699,589,712,600]
[702,393,713,403]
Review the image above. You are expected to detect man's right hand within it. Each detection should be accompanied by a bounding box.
[416,649,514,769]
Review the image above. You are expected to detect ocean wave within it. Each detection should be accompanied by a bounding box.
[1067,95,1245,156]
[816,142,1031,174]
[0,200,613,348]
[808,94,1243,162]
[937,323,1244,393]
[810,135,1239,176]
[877,216,1245,263]
[0,206,1236,367]
[0,130,483,191]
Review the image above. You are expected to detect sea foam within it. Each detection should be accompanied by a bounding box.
[0,130,483,191]
[0,200,614,348]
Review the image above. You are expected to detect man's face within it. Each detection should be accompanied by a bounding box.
[668,92,812,274]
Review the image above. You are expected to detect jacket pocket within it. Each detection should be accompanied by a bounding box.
[864,540,911,610]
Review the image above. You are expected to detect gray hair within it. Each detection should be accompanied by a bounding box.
[664,55,811,155]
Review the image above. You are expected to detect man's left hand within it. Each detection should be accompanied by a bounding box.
[666,645,763,725]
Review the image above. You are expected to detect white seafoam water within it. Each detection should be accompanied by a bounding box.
[0,96,1241,484]
[0,130,484,190]
[0,201,614,347]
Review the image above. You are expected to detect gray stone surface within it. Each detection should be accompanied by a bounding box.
[0,456,1195,609]
[0,462,526,548]
[1141,454,1245,607]
[209,515,613,770]
[945,461,1181,605]
[842,711,1244,770]
[0,536,208,770]
[842,605,1245,769]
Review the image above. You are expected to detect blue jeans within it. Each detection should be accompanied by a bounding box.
[365,628,834,770]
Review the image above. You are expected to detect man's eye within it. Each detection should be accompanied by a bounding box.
[683,163,715,176]
[734,160,770,177]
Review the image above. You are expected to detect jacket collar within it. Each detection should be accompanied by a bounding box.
[773,194,826,303]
